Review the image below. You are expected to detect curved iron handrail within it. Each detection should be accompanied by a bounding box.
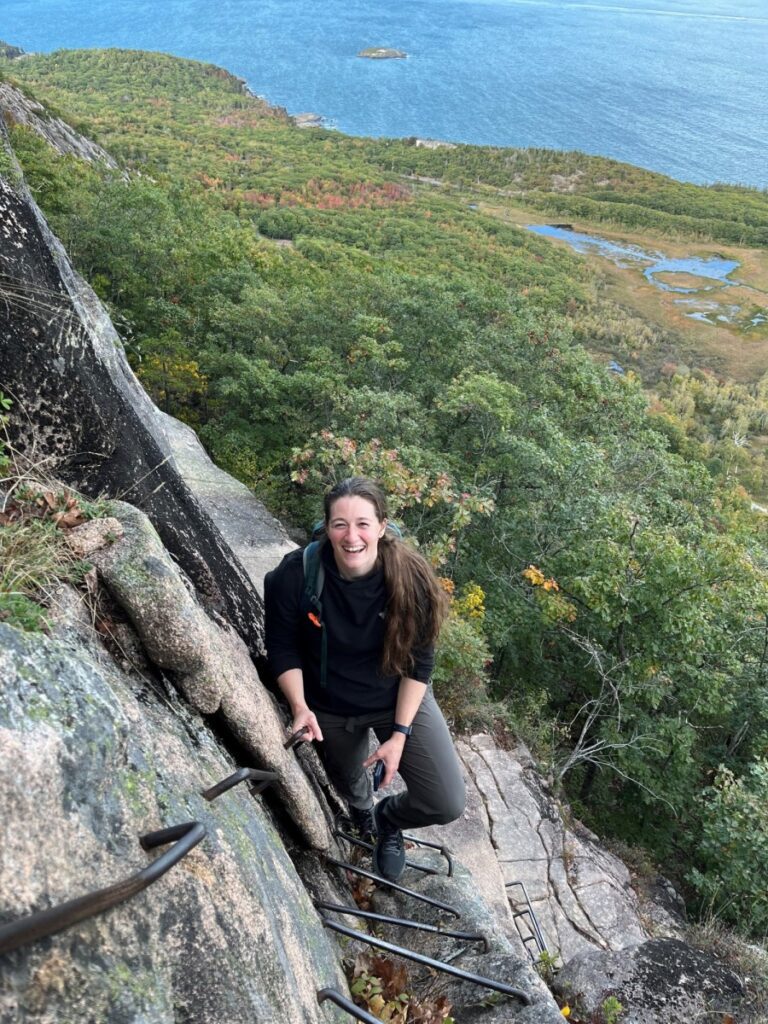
[322,920,532,1004]
[0,821,206,956]
[315,901,489,951]
[317,987,382,1023]
[402,835,454,878]
[334,814,453,877]
[201,767,279,802]
[326,857,460,917]
[283,725,310,750]
[333,827,439,876]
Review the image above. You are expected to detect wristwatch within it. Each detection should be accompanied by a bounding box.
[392,723,412,737]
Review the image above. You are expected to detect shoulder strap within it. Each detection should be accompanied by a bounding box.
[302,539,325,605]
[302,540,328,688]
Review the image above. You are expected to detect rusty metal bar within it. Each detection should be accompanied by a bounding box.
[326,857,460,917]
[316,988,382,1023]
[322,920,531,1004]
[0,821,206,956]
[201,767,279,802]
[315,901,489,951]
[333,828,439,876]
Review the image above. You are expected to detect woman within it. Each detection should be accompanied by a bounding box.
[264,476,466,881]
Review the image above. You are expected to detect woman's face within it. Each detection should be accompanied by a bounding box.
[327,495,387,579]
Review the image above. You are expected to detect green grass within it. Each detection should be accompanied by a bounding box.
[0,516,88,631]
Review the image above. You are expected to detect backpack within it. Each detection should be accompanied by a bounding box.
[302,520,402,688]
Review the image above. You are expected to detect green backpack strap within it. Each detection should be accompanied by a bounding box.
[302,539,328,688]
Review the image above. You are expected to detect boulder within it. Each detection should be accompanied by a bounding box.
[552,937,746,1023]
[89,500,330,851]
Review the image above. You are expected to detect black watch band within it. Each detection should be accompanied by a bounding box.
[392,723,412,737]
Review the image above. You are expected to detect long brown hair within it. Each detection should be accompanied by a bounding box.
[324,477,448,677]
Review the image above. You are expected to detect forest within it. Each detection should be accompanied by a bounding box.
[2,46,767,940]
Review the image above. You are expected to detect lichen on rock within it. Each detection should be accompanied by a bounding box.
[0,622,347,1022]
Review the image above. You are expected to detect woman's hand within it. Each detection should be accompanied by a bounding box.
[290,706,323,743]
[277,670,323,743]
[363,735,405,789]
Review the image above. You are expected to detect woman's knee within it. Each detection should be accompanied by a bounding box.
[431,779,466,825]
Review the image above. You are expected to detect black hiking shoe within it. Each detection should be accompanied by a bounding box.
[348,804,376,842]
[373,798,405,882]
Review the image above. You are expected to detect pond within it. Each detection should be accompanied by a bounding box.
[526,225,740,292]
[525,224,763,327]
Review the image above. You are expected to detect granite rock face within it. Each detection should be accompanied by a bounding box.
[0,80,118,167]
[89,500,329,851]
[0,154,266,660]
[552,937,745,1023]
[434,735,661,962]
[0,623,348,1024]
[157,413,294,597]
[369,850,566,1022]
[0,41,25,60]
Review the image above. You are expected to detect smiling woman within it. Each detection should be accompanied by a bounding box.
[326,494,387,578]
[264,476,464,882]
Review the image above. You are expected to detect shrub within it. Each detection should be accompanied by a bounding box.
[688,761,768,938]
[433,609,496,732]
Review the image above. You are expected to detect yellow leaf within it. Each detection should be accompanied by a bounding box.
[522,565,545,586]
[368,993,386,1016]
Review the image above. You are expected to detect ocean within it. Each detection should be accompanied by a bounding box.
[2,0,767,188]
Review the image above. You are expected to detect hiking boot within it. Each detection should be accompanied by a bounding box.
[373,798,405,882]
[348,804,376,842]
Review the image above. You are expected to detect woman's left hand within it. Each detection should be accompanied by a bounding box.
[362,735,405,790]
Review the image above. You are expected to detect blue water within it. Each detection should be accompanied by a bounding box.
[527,225,741,290]
[643,255,740,293]
[527,223,768,327]
[2,0,767,188]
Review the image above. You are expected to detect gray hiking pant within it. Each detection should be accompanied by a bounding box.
[314,687,466,831]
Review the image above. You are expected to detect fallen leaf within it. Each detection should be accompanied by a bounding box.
[53,509,86,529]
[349,872,377,909]
[83,567,99,597]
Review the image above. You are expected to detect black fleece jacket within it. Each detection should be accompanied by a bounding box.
[264,543,434,716]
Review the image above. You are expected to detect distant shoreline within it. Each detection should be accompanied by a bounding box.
[1,32,763,190]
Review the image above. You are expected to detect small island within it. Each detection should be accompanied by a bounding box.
[292,112,324,129]
[357,47,407,59]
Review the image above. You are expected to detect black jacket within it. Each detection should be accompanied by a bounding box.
[264,544,434,715]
